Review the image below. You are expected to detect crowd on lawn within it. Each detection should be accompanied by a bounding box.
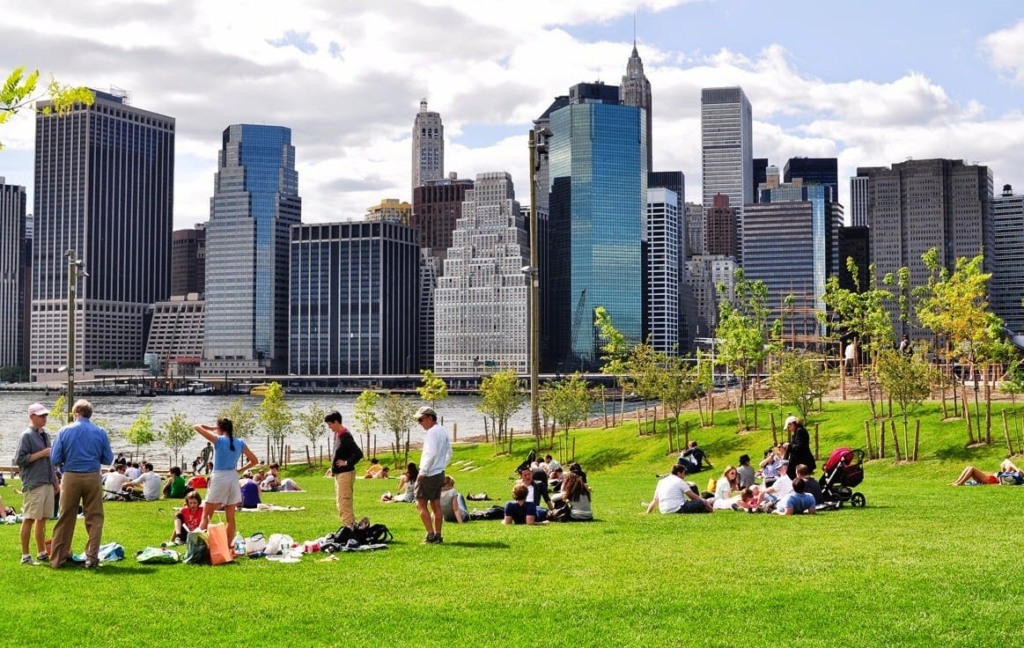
[8,399,1024,568]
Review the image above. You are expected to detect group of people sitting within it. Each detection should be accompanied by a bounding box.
[500,456,592,525]
[239,464,304,509]
[101,463,166,501]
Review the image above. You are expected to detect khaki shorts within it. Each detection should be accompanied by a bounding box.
[414,472,445,501]
[22,484,55,520]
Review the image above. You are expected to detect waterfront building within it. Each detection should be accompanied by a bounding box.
[0,179,27,371]
[646,188,680,354]
[685,202,705,257]
[684,254,737,340]
[366,198,413,225]
[144,293,205,378]
[621,41,653,171]
[171,225,205,297]
[412,100,444,194]
[705,194,739,259]
[991,185,1024,331]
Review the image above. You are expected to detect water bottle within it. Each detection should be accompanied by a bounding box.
[233,533,245,555]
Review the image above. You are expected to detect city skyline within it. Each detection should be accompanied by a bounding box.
[1,2,1022,228]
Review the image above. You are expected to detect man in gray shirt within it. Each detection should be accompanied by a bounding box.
[14,403,59,565]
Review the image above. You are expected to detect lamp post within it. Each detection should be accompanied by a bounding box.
[65,250,88,421]
[527,126,551,439]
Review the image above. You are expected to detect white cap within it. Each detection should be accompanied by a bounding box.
[28,403,50,417]
[784,416,799,427]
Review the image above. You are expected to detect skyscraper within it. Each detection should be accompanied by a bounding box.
[685,202,705,257]
[412,100,444,194]
[857,159,993,336]
[203,124,300,376]
[434,172,528,373]
[171,225,205,297]
[784,157,838,198]
[548,81,646,370]
[991,184,1024,331]
[621,42,653,171]
[0,179,27,371]
[705,194,739,259]
[849,175,870,227]
[701,87,752,261]
[31,90,175,378]
[646,188,679,354]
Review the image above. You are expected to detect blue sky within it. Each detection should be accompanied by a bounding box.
[1,0,1023,225]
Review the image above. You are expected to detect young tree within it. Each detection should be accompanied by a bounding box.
[716,270,775,430]
[125,403,156,460]
[875,349,931,460]
[595,306,632,423]
[353,390,380,455]
[417,369,448,408]
[478,369,526,446]
[218,399,258,451]
[379,391,416,466]
[540,373,592,442]
[767,350,833,421]
[296,401,329,463]
[659,353,702,437]
[258,381,292,463]
[49,395,68,428]
[161,410,194,470]
[1,67,94,151]
[627,340,661,434]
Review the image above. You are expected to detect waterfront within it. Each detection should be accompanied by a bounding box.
[0,392,531,468]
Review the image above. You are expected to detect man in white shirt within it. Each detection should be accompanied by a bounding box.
[414,406,453,544]
[125,463,141,480]
[127,463,162,501]
[645,464,712,514]
[756,460,794,511]
[103,464,132,500]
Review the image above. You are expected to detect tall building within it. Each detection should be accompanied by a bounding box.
[646,188,679,354]
[685,202,705,257]
[366,198,412,225]
[649,171,687,350]
[434,172,528,373]
[837,226,870,292]
[548,81,646,370]
[144,293,205,378]
[752,158,769,203]
[203,125,300,376]
[0,179,27,371]
[743,184,843,339]
[171,225,205,297]
[684,254,737,340]
[991,184,1024,331]
[784,157,838,198]
[701,87,752,260]
[31,90,175,378]
[411,174,474,370]
[705,194,739,259]
[289,221,419,376]
[849,175,869,227]
[856,159,993,336]
[534,97,568,365]
[621,41,653,171]
[411,100,444,194]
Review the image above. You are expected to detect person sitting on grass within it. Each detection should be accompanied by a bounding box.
[712,466,741,510]
[678,441,713,474]
[171,491,204,545]
[754,460,792,511]
[440,476,469,524]
[126,463,162,501]
[261,463,303,492]
[778,478,817,515]
[516,468,553,510]
[103,464,134,501]
[952,459,1024,486]
[239,472,261,509]
[795,464,823,504]
[558,471,593,521]
[382,463,418,502]
[363,458,386,479]
[758,445,785,487]
[503,484,546,525]
[736,454,756,490]
[646,464,713,514]
[163,466,188,499]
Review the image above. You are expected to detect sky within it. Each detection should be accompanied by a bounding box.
[1,0,1023,229]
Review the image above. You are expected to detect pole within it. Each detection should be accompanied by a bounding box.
[528,128,541,440]
[66,250,78,421]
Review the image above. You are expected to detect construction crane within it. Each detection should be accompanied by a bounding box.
[569,288,588,368]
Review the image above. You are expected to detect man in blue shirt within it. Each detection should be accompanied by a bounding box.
[779,478,817,515]
[49,400,114,569]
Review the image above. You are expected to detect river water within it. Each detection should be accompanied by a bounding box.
[0,392,531,468]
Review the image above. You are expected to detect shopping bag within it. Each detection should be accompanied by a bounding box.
[208,523,234,565]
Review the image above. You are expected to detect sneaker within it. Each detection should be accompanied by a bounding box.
[429,534,443,544]
[172,538,184,546]
[423,532,435,544]
[20,555,35,566]
[84,560,99,569]
[36,552,48,562]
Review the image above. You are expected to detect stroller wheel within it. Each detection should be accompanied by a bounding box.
[850,492,866,508]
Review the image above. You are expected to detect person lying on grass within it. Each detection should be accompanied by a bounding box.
[646,463,713,514]
[503,484,547,525]
[777,478,816,515]
[952,459,1024,486]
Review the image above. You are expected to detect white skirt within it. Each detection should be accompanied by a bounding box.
[205,469,242,506]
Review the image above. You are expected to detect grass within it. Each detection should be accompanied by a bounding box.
[3,398,1024,647]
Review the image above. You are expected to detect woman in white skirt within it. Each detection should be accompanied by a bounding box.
[194,418,258,545]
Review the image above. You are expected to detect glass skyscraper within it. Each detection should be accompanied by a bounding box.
[547,82,645,370]
[203,125,300,376]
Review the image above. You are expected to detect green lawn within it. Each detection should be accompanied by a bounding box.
[3,399,1024,647]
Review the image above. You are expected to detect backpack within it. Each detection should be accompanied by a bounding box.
[469,505,505,521]
[357,523,393,545]
[183,530,210,565]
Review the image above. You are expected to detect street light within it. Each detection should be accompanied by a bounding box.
[527,126,552,439]
[65,250,88,421]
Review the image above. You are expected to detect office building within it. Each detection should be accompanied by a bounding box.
[434,172,528,373]
[289,221,419,376]
[203,124,300,376]
[171,225,205,297]
[705,194,739,259]
[752,158,768,203]
[31,89,175,378]
[837,226,870,293]
[701,87,752,259]
[849,175,869,227]
[784,157,838,198]
[0,180,27,371]
[412,100,444,193]
[621,42,653,171]
[548,81,646,370]
[991,185,1024,331]
[366,198,412,225]
[646,188,680,354]
[685,202,705,257]
[684,254,737,340]
[144,293,205,378]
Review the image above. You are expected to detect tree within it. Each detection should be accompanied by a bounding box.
[258,381,292,464]
[658,353,702,437]
[1,67,94,151]
[218,399,258,452]
[595,306,632,424]
[716,270,776,430]
[353,390,380,455]
[539,373,592,443]
[875,349,931,460]
[767,350,833,420]
[125,403,156,460]
[49,395,68,428]
[478,369,526,447]
[161,411,193,470]
[379,391,416,467]
[627,340,662,434]
[296,401,329,463]
[417,370,448,408]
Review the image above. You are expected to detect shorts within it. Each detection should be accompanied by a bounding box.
[205,469,242,506]
[414,472,445,501]
[22,484,55,519]
[987,475,999,485]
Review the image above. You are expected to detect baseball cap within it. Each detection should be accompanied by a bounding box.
[28,403,50,416]
[414,406,437,421]
[784,416,799,427]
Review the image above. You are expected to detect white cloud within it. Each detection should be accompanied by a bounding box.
[980,19,1024,84]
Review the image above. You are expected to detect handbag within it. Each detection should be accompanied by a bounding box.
[207,522,234,565]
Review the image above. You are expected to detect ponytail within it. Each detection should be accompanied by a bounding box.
[217,418,236,452]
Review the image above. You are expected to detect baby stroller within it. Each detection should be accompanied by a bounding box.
[513,450,537,477]
[818,447,866,508]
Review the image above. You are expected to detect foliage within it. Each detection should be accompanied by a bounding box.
[417,369,449,407]
[258,382,292,463]
[160,411,194,469]
[766,350,833,420]
[876,349,932,459]
[658,353,702,429]
[49,395,68,428]
[0,365,27,382]
[296,401,329,450]
[353,390,380,454]
[915,251,995,364]
[379,391,416,466]
[595,305,633,421]
[125,403,156,459]
[539,373,592,437]
[478,369,525,444]
[217,399,258,442]
[716,269,776,429]
[1,67,94,151]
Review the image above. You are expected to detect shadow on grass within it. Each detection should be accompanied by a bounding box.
[933,443,978,462]
[580,447,630,472]
[442,541,510,549]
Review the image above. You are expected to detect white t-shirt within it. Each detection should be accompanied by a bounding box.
[654,474,690,514]
[770,474,794,510]
[126,466,141,480]
[104,472,131,495]
[714,477,733,501]
[419,423,452,477]
[132,472,162,500]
